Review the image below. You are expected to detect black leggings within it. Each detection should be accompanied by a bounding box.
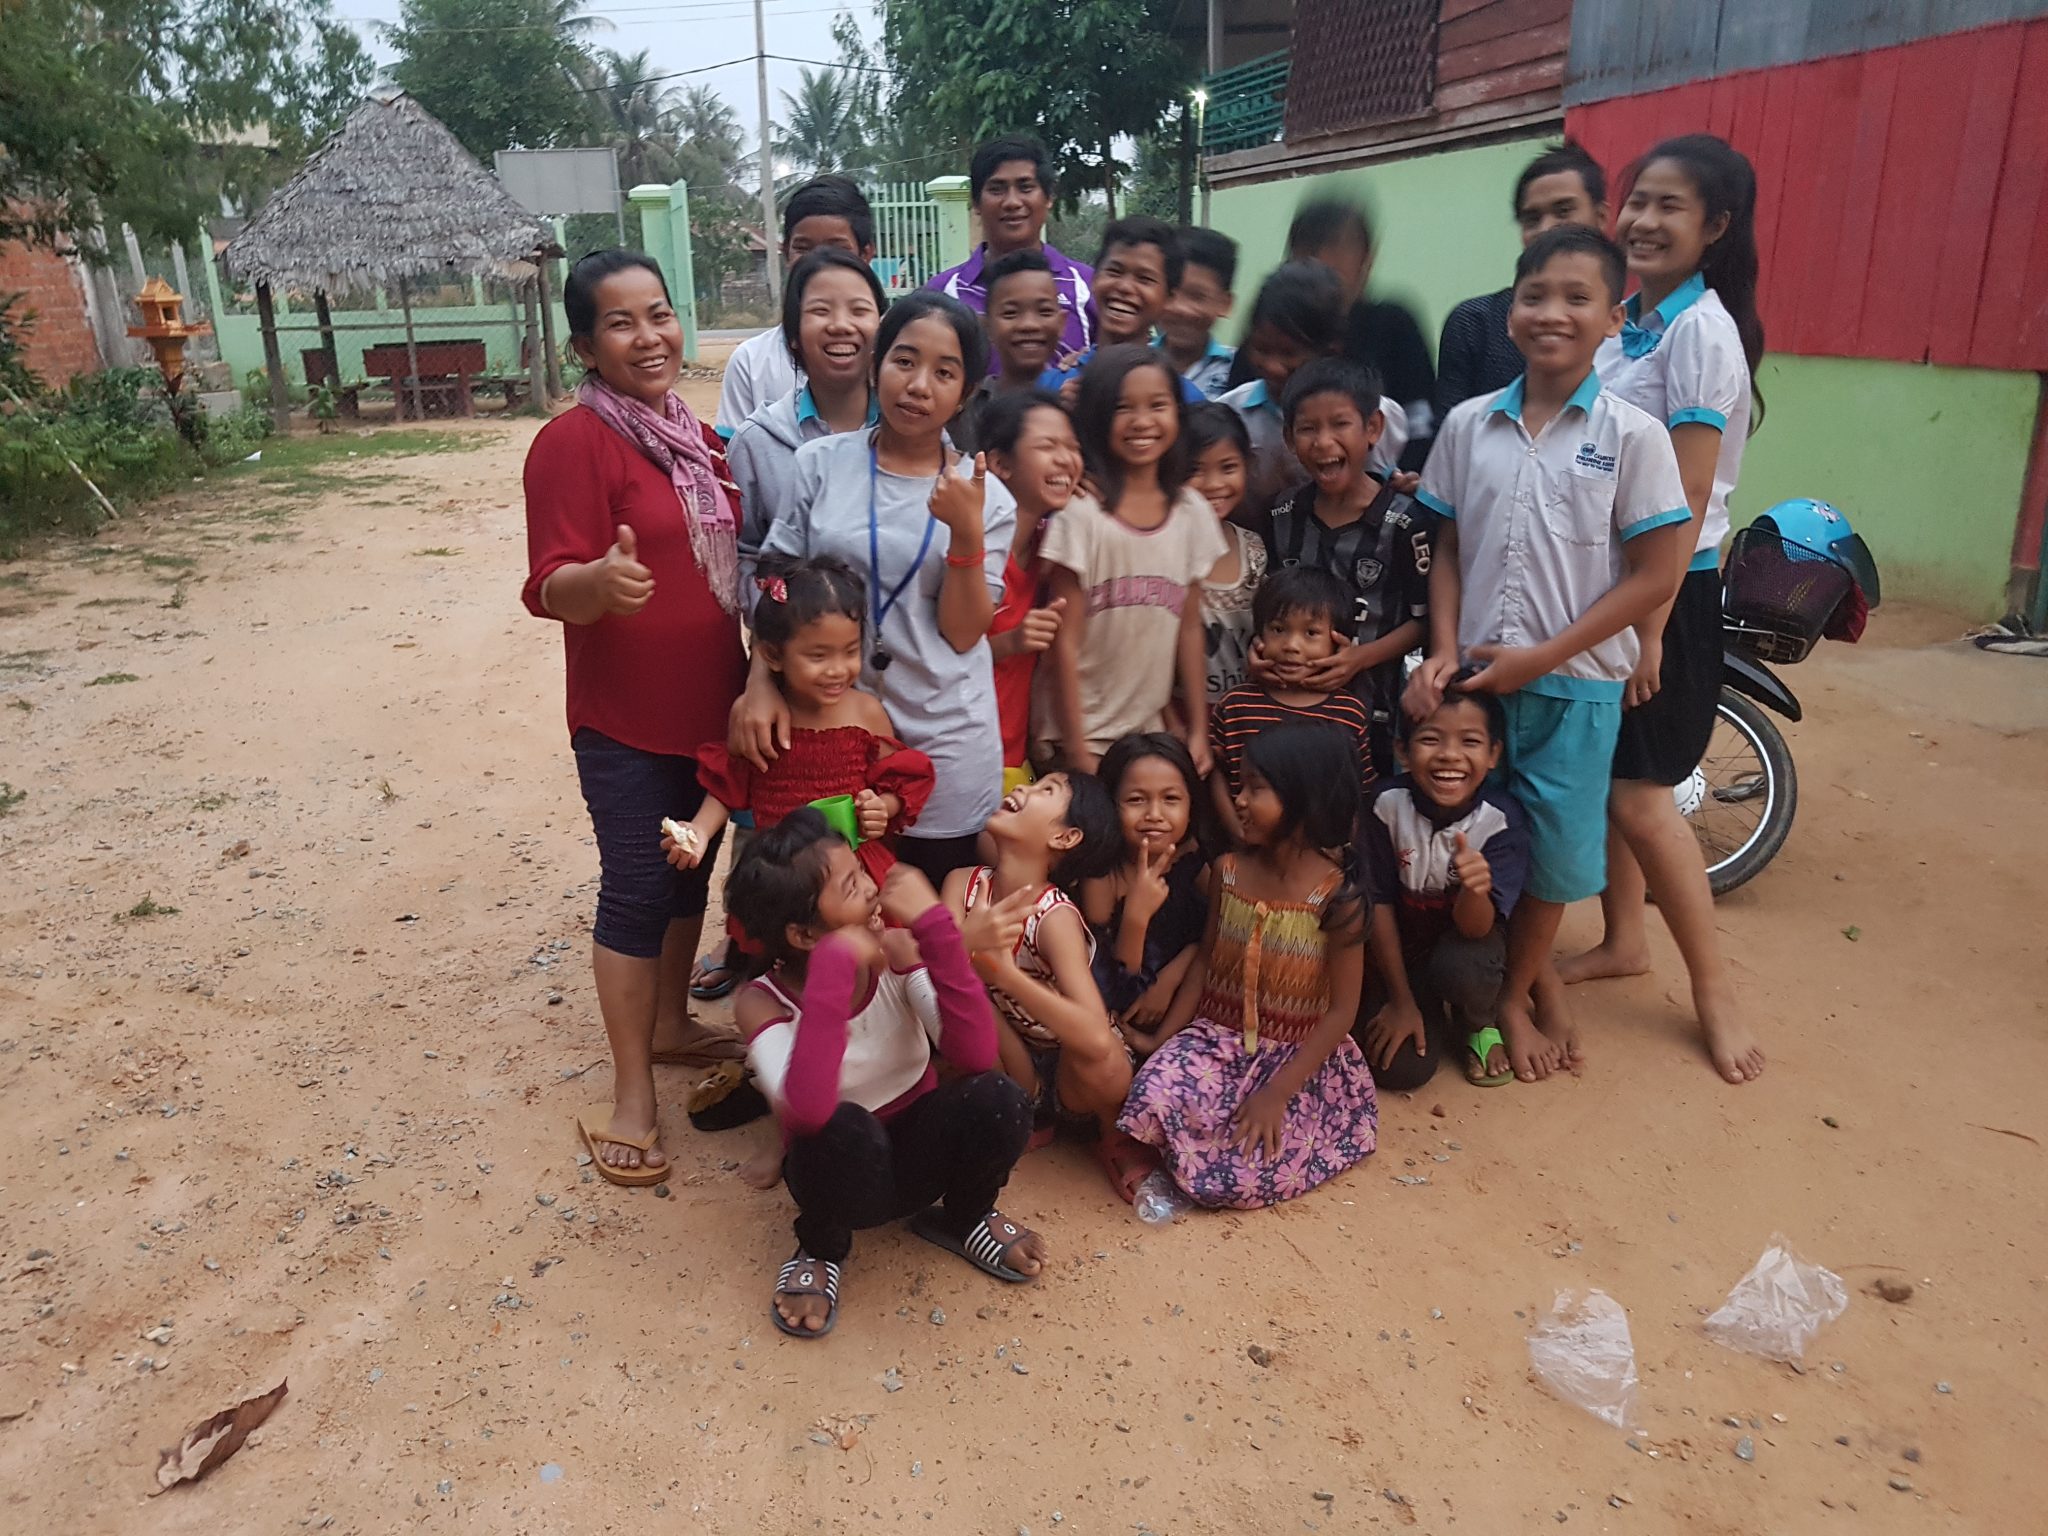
[894,832,986,887]
[1356,925,1507,1092]
[782,1071,1032,1264]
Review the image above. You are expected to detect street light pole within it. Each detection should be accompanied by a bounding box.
[754,0,780,303]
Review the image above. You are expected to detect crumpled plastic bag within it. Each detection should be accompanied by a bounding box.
[1527,1289,1640,1428]
[1703,1234,1847,1363]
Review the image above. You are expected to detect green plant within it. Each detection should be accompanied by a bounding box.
[192,791,234,810]
[118,894,179,920]
[308,381,338,433]
[0,291,45,400]
[85,671,139,685]
[0,782,26,815]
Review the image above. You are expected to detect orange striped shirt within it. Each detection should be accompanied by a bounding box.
[1212,684,1375,797]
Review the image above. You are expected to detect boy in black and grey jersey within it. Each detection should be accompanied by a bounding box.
[1245,357,1435,774]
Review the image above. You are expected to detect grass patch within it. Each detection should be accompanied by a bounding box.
[85,671,139,686]
[164,583,187,609]
[0,783,25,815]
[1,648,51,672]
[118,894,179,920]
[0,571,34,590]
[192,791,234,810]
[412,546,461,558]
[140,551,197,571]
[219,430,470,500]
[7,698,30,712]
[77,596,150,609]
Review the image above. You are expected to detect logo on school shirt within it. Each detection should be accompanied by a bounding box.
[1574,441,1618,476]
[1354,556,1384,591]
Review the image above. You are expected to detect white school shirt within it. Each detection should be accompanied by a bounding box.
[716,326,801,436]
[745,965,942,1118]
[1594,275,1750,571]
[1220,378,1408,507]
[1416,371,1691,701]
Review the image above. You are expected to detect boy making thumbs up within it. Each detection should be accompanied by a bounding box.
[1357,688,1532,1091]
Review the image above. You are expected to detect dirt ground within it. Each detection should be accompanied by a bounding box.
[2,386,2044,1535]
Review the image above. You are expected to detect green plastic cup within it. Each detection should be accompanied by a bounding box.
[809,793,862,846]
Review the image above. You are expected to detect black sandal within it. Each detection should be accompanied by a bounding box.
[907,1208,1039,1284]
[770,1251,839,1338]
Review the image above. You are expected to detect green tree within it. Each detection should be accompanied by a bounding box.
[385,0,605,159]
[773,69,872,181]
[669,84,746,193]
[689,191,756,314]
[581,49,684,187]
[878,0,1193,211]
[0,0,371,249]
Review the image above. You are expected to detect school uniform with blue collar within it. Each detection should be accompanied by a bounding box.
[729,383,881,592]
[1180,338,1238,400]
[1220,377,1409,514]
[1416,371,1689,903]
[1593,272,1751,784]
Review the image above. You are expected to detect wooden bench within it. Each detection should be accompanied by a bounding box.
[361,339,489,419]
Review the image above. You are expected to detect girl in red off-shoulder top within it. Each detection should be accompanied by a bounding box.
[663,556,934,886]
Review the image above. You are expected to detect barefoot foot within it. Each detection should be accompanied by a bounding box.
[1499,997,1565,1083]
[738,1146,784,1190]
[1698,987,1764,1083]
[1557,940,1652,986]
[1532,967,1584,1072]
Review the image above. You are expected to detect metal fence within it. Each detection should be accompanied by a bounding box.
[865,182,950,294]
[1201,52,1292,155]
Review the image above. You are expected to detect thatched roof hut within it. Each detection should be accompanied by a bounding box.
[221,91,554,290]
[221,91,564,423]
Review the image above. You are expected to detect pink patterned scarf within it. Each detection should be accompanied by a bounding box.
[576,375,740,615]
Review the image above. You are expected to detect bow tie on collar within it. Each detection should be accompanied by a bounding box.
[1619,316,1663,359]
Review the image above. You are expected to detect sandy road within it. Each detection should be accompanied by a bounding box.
[0,408,2043,1534]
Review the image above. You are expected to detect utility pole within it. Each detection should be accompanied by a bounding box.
[755,0,780,304]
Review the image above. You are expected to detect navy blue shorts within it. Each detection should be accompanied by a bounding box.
[571,729,722,959]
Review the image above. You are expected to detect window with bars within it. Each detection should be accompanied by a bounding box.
[1283,0,1439,141]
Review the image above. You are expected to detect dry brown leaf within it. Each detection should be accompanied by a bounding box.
[152,1380,287,1493]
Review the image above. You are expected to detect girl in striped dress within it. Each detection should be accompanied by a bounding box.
[1117,721,1377,1208]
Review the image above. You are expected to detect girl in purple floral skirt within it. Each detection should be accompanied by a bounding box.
[1117,721,1377,1208]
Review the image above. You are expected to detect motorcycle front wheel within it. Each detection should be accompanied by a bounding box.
[1683,688,1798,896]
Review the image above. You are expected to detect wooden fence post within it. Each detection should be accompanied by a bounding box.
[254,281,291,429]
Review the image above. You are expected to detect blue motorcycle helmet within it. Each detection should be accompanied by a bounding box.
[1750,498,1880,606]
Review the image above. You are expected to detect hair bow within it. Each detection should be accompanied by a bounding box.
[755,575,788,605]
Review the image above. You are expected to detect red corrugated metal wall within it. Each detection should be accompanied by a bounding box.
[1564,17,2048,371]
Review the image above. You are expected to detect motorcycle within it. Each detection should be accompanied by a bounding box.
[1681,500,1881,895]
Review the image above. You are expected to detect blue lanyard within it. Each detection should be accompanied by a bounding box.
[867,442,939,642]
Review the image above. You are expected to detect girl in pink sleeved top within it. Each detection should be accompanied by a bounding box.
[726,811,1048,1340]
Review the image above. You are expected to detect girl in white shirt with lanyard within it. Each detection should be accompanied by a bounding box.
[1563,134,1767,1086]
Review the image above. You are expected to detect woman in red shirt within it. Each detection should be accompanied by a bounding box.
[522,250,750,1184]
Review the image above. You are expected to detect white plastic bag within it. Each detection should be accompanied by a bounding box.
[1527,1289,1640,1428]
[1703,1234,1847,1363]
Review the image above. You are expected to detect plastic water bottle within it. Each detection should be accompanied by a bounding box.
[1134,1169,1192,1225]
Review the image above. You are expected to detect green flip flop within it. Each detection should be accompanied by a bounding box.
[1465,1026,1515,1087]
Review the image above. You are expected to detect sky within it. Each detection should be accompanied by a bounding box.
[336,0,884,158]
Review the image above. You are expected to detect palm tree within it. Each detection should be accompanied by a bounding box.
[773,68,871,180]
[585,48,682,186]
[668,83,745,192]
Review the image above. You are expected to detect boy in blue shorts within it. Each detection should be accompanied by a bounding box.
[1404,225,1690,1085]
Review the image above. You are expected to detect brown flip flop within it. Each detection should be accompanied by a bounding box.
[576,1106,671,1187]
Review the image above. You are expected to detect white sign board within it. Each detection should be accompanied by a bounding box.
[495,148,623,217]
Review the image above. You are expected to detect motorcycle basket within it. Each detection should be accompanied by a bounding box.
[1721,525,1855,665]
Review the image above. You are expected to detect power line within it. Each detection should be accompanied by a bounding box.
[376,7,853,35]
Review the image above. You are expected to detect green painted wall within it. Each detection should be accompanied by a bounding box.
[1736,356,2035,616]
[1210,139,2037,617]
[1211,136,1536,344]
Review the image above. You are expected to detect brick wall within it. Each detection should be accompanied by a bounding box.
[0,239,102,387]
